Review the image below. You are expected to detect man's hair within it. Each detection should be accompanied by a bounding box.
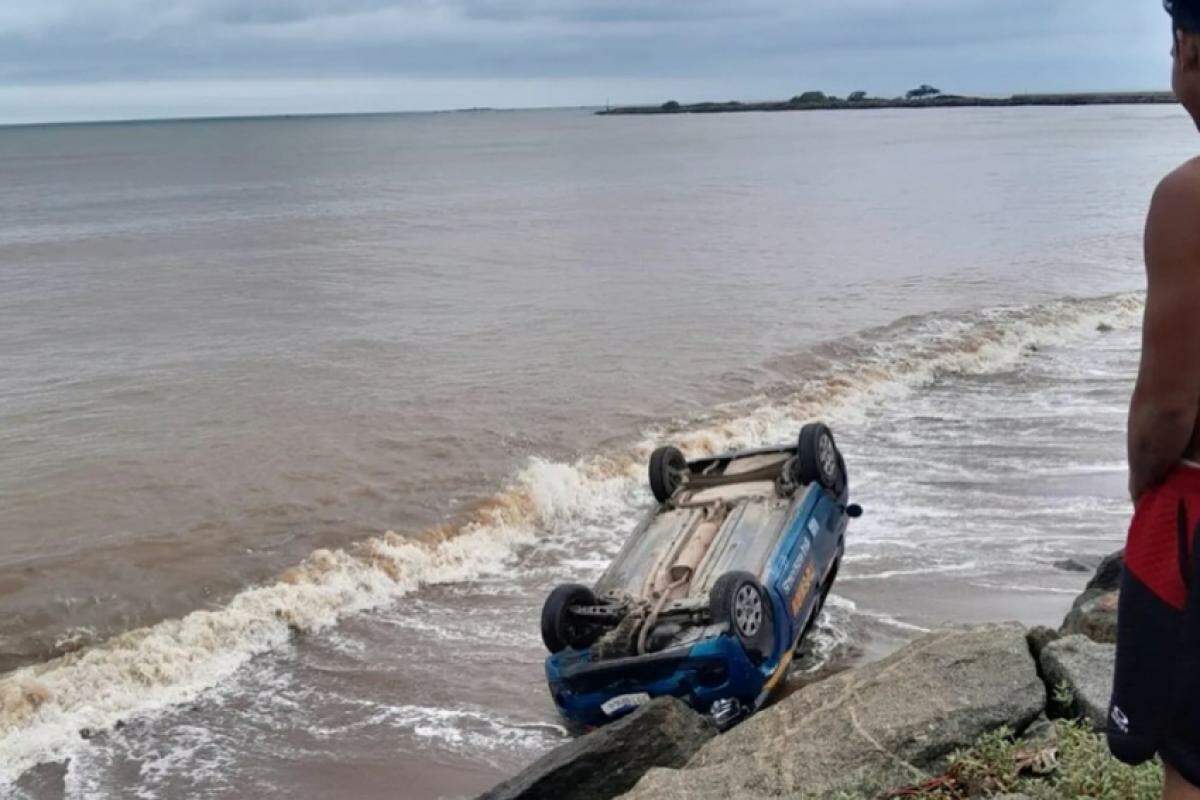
[1167,0,1200,33]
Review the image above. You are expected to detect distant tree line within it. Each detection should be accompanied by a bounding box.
[906,84,942,99]
[656,85,945,112]
[789,85,944,104]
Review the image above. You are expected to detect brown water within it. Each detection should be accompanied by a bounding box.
[0,105,1189,797]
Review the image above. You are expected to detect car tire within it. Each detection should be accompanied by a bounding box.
[649,446,687,504]
[541,584,598,653]
[710,571,772,663]
[795,422,843,493]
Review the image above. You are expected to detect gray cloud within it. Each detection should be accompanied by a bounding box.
[0,0,1176,122]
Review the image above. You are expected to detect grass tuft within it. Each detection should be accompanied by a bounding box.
[823,719,1162,799]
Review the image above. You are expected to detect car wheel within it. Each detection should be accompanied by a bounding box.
[540,584,598,653]
[649,446,687,504]
[710,571,772,662]
[795,422,843,492]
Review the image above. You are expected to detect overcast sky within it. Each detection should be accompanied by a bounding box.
[0,0,1177,124]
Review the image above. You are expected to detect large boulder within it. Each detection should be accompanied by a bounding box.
[1059,550,1123,644]
[618,623,1044,800]
[478,697,716,800]
[1040,634,1115,730]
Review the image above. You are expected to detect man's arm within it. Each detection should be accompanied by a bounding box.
[1129,164,1200,502]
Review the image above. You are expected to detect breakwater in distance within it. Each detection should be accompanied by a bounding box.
[597,91,1177,115]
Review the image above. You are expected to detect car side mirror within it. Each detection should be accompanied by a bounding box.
[845,504,863,519]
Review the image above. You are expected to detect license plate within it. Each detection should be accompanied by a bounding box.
[601,692,651,717]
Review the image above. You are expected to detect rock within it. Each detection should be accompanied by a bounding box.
[618,623,1044,800]
[1087,550,1124,593]
[1052,558,1092,573]
[1040,634,1115,730]
[1060,550,1123,644]
[1061,590,1119,644]
[478,697,716,800]
[1026,625,1060,660]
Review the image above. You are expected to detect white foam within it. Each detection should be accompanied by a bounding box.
[967,580,1082,595]
[641,291,1144,459]
[366,704,568,754]
[792,594,855,674]
[852,608,934,634]
[301,697,568,759]
[0,464,556,782]
[0,290,1144,784]
[840,561,981,582]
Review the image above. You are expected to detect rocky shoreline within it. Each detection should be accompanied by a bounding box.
[479,552,1133,800]
[597,93,1176,116]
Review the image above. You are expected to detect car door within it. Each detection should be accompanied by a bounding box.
[767,485,824,647]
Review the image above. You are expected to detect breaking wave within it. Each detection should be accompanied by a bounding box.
[0,290,1143,783]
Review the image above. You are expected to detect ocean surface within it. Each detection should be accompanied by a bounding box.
[0,105,1189,798]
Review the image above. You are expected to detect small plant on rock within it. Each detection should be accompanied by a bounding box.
[875,720,1162,800]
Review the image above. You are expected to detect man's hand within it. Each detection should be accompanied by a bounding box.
[1128,161,1200,503]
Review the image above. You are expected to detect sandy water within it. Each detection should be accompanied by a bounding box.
[0,106,1191,797]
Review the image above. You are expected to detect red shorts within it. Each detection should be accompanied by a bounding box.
[1109,465,1200,785]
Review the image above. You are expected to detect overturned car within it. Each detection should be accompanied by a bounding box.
[540,422,860,729]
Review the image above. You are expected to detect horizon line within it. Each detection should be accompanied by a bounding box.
[0,104,603,131]
[0,88,1173,130]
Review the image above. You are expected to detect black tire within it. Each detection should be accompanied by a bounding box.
[794,422,843,493]
[709,571,772,662]
[540,584,598,653]
[649,446,687,504]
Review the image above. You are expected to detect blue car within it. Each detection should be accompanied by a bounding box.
[541,422,860,729]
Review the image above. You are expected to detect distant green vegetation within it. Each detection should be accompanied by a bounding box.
[599,87,1178,116]
[791,91,828,104]
[906,84,942,99]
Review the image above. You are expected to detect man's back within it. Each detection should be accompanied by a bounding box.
[1111,7,1200,798]
[1129,156,1200,492]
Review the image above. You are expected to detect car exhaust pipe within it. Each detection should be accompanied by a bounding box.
[669,518,720,587]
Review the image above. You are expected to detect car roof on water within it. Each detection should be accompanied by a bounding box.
[594,486,797,602]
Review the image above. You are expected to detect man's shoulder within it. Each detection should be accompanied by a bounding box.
[1148,158,1200,278]
[1155,157,1200,207]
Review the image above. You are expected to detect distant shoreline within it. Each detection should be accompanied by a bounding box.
[597,92,1178,115]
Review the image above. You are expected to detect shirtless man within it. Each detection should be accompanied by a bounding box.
[1108,3,1200,797]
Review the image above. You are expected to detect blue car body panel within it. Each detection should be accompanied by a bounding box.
[545,447,850,727]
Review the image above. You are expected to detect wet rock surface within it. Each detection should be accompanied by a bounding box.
[477,697,715,800]
[618,623,1044,799]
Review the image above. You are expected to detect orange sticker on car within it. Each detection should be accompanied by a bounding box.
[790,563,816,616]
